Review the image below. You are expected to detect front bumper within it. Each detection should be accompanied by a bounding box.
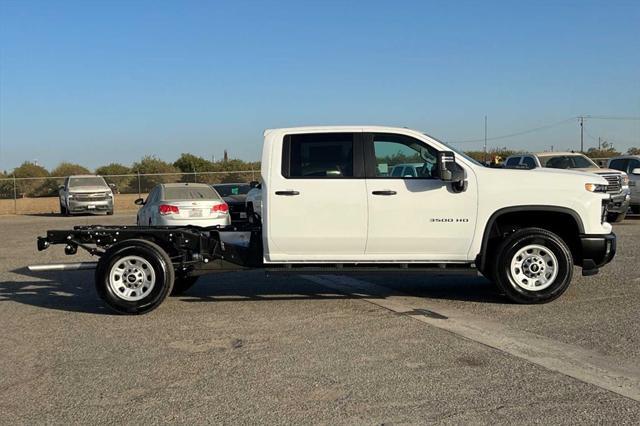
[68,199,113,214]
[607,190,631,214]
[579,233,616,276]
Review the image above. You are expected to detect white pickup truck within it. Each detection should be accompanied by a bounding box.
[35,126,616,314]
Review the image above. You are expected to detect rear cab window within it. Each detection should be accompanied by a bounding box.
[282,133,358,178]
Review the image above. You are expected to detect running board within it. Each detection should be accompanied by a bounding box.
[265,263,478,274]
[28,262,98,272]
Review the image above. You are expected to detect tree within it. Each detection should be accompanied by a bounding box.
[0,171,14,199]
[95,163,132,193]
[584,140,620,159]
[12,162,49,197]
[37,162,93,197]
[50,162,90,177]
[627,147,640,155]
[131,156,179,192]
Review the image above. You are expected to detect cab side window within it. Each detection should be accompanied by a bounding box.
[283,133,354,178]
[371,134,438,179]
[505,157,520,167]
[628,159,640,173]
[522,157,536,169]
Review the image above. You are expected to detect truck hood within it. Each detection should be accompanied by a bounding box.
[569,167,624,175]
[483,166,608,185]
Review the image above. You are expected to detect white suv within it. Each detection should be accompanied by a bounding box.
[504,152,630,222]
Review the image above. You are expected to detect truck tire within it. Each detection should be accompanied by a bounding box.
[606,211,626,223]
[95,239,174,314]
[492,227,573,304]
[170,276,199,296]
[107,209,114,216]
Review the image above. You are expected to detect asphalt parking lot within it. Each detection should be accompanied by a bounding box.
[1,213,639,424]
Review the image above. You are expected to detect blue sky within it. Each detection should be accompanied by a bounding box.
[1,0,639,171]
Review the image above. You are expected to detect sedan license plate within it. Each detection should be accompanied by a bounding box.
[189,208,203,218]
[239,212,247,219]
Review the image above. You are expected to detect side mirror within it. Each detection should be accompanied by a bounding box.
[249,180,260,188]
[437,151,464,182]
[134,198,145,206]
[632,168,640,176]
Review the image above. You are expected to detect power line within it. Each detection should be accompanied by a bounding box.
[448,117,575,144]
[448,115,640,145]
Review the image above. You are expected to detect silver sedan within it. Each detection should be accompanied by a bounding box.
[135,183,230,227]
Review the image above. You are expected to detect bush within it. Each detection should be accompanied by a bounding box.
[12,162,49,197]
[36,162,92,197]
[131,156,180,192]
[95,163,132,193]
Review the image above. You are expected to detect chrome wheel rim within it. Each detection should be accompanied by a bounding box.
[108,255,156,301]
[509,244,558,291]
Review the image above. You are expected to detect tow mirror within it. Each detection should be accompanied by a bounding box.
[437,151,465,181]
[134,198,145,206]
[437,151,466,192]
[632,168,640,176]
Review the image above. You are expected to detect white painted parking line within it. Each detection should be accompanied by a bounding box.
[302,274,640,402]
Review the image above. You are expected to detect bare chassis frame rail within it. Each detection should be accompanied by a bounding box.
[37,225,264,274]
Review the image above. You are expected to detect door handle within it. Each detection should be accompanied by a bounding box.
[372,190,397,196]
[275,190,300,196]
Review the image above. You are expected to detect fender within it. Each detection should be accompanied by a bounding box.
[477,205,585,271]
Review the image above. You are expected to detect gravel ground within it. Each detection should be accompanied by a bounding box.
[1,213,639,424]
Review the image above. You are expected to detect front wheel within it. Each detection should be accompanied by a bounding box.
[95,239,174,314]
[493,228,573,304]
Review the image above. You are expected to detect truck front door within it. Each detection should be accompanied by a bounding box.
[363,133,478,261]
[266,132,367,261]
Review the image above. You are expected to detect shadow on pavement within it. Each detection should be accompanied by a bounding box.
[3,268,506,314]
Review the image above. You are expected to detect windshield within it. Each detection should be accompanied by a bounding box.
[213,184,251,197]
[541,155,597,169]
[164,186,220,201]
[69,177,108,188]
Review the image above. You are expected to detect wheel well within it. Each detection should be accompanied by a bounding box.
[480,209,583,270]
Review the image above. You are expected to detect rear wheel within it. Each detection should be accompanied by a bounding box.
[493,228,573,304]
[171,276,199,296]
[95,239,174,314]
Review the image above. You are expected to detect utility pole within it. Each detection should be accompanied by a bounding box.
[579,116,584,152]
[483,115,488,164]
[598,137,601,150]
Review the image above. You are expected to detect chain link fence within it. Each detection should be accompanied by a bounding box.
[0,170,259,215]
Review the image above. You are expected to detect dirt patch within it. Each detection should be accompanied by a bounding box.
[0,193,147,215]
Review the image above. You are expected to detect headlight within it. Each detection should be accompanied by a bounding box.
[621,175,629,186]
[67,193,75,199]
[585,183,607,193]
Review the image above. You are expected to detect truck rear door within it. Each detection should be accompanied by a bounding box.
[266,132,367,261]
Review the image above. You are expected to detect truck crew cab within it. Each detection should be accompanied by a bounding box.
[35,127,616,314]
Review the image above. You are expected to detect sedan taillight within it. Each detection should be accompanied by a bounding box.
[159,204,179,215]
[211,203,229,214]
